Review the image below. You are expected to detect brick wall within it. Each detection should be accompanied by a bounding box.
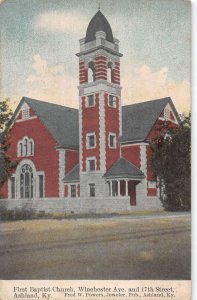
[1,116,59,198]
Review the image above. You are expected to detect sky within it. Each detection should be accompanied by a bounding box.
[0,0,191,113]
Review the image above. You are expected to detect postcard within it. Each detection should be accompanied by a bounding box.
[0,0,191,299]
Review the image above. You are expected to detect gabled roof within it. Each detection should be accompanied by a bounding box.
[10,96,180,149]
[104,158,145,179]
[63,164,79,183]
[121,97,180,143]
[11,97,79,149]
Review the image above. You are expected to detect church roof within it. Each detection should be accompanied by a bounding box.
[85,10,114,43]
[63,164,79,183]
[12,97,79,149]
[121,97,180,143]
[11,96,179,149]
[104,158,145,179]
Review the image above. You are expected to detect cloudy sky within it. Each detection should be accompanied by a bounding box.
[0,0,191,113]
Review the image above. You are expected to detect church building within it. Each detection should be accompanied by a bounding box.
[0,11,180,213]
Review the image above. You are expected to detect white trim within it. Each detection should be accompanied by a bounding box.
[57,148,78,152]
[117,180,120,196]
[158,116,178,124]
[86,132,96,149]
[16,159,37,173]
[99,91,106,172]
[108,132,117,148]
[159,103,178,124]
[16,116,38,123]
[88,66,95,83]
[79,96,83,173]
[107,66,112,83]
[118,96,122,137]
[121,142,149,147]
[125,180,128,196]
[107,177,141,181]
[78,81,122,97]
[10,159,46,200]
[81,48,120,62]
[139,144,147,198]
[15,159,37,199]
[8,178,11,200]
[107,179,131,197]
[16,102,30,121]
[79,48,121,63]
[140,145,147,176]
[58,149,65,198]
[80,170,104,175]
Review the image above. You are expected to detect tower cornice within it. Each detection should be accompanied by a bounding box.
[76,45,123,57]
[78,81,122,97]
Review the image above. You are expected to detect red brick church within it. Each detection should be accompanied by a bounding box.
[0,11,180,213]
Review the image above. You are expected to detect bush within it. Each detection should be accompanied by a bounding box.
[0,208,37,221]
[151,114,191,211]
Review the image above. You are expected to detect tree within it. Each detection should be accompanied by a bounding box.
[151,114,191,211]
[0,98,16,190]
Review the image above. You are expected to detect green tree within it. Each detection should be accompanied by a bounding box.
[0,98,16,190]
[151,114,191,211]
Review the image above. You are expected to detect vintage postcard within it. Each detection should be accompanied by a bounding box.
[0,0,191,299]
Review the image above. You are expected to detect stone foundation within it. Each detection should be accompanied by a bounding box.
[0,196,163,214]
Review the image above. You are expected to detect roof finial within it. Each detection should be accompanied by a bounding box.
[98,2,100,11]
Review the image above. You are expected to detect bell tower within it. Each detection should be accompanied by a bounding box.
[76,10,123,198]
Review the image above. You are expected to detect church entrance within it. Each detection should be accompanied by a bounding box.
[107,179,140,206]
[128,181,138,206]
[20,164,34,198]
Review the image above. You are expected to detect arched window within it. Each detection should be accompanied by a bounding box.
[29,140,34,156]
[88,61,95,83]
[17,142,23,157]
[24,139,28,156]
[20,164,34,198]
[17,137,34,157]
[19,143,23,156]
[107,62,112,83]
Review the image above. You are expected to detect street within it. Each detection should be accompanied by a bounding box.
[0,213,191,279]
